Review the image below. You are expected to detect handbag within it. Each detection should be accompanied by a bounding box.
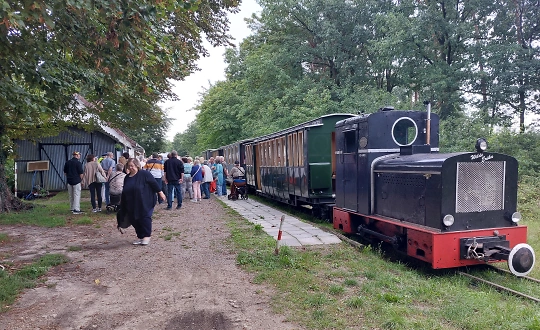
[95,171,107,183]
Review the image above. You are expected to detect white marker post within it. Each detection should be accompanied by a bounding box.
[274,215,286,255]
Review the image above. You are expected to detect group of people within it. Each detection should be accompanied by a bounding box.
[63,149,245,247]
[63,151,117,214]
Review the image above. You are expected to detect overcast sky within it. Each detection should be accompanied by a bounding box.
[160,0,262,140]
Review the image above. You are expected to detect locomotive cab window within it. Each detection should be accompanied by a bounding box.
[391,117,418,146]
[343,130,356,153]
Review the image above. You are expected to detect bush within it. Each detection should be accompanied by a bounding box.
[440,114,540,178]
[5,158,15,193]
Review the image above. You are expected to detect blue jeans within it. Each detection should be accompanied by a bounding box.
[167,182,182,208]
[202,182,210,198]
[221,181,227,196]
[104,182,110,205]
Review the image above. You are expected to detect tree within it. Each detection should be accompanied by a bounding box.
[0,0,240,211]
[467,0,540,132]
[190,0,540,152]
[121,105,172,155]
[172,120,201,157]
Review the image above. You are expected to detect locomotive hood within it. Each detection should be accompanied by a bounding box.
[374,152,516,175]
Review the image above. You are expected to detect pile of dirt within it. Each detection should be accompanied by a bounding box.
[0,196,302,330]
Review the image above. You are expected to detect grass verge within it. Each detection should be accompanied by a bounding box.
[0,191,111,227]
[0,254,69,312]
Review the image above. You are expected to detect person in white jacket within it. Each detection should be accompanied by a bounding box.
[201,160,214,199]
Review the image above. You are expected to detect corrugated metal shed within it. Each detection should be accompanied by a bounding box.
[14,127,122,193]
[13,95,143,195]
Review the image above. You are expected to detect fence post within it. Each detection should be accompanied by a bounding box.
[274,215,285,255]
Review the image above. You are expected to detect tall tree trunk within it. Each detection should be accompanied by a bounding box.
[519,90,526,133]
[0,123,14,213]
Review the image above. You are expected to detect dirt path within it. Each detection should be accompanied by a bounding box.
[0,197,302,330]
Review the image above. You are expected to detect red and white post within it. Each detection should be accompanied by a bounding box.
[274,215,286,255]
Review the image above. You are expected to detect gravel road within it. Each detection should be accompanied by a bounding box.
[0,196,302,330]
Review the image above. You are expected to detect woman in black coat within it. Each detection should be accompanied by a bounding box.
[117,158,165,246]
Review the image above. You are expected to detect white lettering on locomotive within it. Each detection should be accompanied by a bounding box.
[470,153,494,162]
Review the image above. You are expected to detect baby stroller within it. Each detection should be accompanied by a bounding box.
[106,193,121,213]
[228,177,248,201]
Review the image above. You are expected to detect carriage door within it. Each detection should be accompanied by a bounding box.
[336,128,358,211]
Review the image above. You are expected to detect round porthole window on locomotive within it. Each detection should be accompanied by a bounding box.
[391,117,418,146]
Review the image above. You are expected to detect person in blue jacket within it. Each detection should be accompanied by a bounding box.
[190,159,203,202]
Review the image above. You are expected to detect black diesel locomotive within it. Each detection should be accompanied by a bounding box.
[213,106,535,276]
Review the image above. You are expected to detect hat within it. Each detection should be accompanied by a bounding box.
[203,160,208,165]
[102,153,108,157]
[234,160,240,165]
[72,151,80,156]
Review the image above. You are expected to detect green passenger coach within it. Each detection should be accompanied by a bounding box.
[243,114,354,213]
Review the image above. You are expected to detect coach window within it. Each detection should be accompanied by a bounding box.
[298,131,304,166]
[281,137,287,166]
[287,135,293,166]
[262,144,266,166]
[292,133,298,166]
[276,139,280,166]
[273,139,278,166]
[295,132,300,167]
[264,142,268,166]
[269,140,274,166]
[266,141,270,166]
[274,139,278,166]
[260,143,264,166]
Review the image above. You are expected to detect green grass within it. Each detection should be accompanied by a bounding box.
[0,233,9,244]
[518,175,540,279]
[0,254,69,312]
[224,179,540,330]
[0,191,110,227]
[162,232,181,241]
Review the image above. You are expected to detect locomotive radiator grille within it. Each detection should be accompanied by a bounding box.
[455,161,505,213]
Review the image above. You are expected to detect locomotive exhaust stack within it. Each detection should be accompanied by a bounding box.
[423,100,431,146]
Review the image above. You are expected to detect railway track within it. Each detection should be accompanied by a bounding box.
[458,267,540,303]
[326,226,540,303]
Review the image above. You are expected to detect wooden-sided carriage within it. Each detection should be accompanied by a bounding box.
[242,114,355,216]
[221,139,253,175]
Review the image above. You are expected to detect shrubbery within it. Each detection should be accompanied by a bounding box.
[440,115,540,179]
